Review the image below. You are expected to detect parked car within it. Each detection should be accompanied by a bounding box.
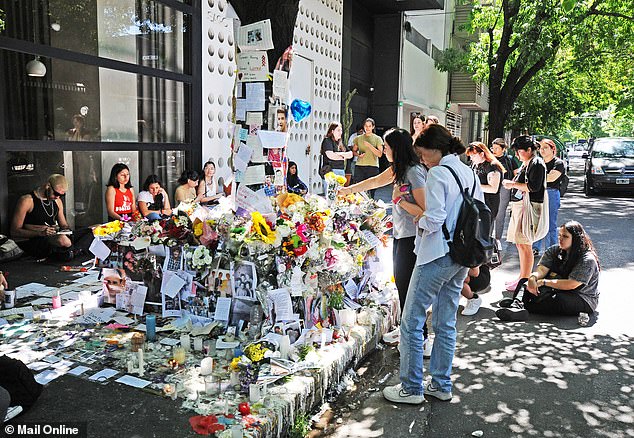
[583,137,634,195]
[568,143,590,159]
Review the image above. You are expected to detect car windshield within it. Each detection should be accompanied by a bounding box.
[592,140,634,158]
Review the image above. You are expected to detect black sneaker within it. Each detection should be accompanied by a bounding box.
[532,248,539,256]
[496,299,528,321]
[499,298,515,308]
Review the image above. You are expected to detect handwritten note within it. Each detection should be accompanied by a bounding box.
[214,297,232,321]
[268,288,294,322]
[246,82,265,111]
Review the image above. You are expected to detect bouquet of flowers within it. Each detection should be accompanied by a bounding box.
[323,172,347,204]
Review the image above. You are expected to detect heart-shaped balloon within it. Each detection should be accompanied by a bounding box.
[290,99,312,122]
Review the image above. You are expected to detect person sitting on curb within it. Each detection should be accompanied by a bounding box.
[461,265,491,316]
[497,221,600,322]
[11,174,73,261]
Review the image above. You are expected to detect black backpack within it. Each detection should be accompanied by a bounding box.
[0,355,43,409]
[441,165,494,268]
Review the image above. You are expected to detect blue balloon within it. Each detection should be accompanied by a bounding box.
[290,99,312,122]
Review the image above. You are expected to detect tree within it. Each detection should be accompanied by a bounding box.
[463,0,634,139]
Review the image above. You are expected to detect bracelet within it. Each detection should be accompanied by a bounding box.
[393,196,402,205]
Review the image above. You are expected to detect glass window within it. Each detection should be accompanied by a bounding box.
[7,150,186,228]
[1,49,190,143]
[0,0,190,74]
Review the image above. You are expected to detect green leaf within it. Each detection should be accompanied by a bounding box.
[562,0,576,13]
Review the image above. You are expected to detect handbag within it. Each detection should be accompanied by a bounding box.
[518,159,549,242]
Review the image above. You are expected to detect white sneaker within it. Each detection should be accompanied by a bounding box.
[423,338,433,358]
[4,405,23,422]
[382,327,400,344]
[383,383,424,405]
[425,382,452,401]
[461,296,482,316]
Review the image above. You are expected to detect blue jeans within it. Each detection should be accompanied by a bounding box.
[145,212,162,221]
[399,253,468,395]
[533,188,560,252]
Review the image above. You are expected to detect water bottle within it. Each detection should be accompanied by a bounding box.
[249,304,263,339]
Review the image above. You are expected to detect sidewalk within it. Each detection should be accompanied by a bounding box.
[319,184,634,437]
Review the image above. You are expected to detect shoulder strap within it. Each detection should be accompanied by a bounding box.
[440,165,476,241]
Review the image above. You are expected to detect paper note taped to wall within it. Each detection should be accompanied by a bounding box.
[237,51,269,82]
[257,130,287,149]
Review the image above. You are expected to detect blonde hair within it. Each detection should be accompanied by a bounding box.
[48,174,68,191]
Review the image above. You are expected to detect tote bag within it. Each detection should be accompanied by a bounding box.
[518,159,549,242]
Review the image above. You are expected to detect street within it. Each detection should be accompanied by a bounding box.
[318,160,634,437]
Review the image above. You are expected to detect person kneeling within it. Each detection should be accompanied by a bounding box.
[497,221,599,322]
[11,174,74,261]
[461,265,490,316]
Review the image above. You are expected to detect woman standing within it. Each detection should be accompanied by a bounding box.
[352,118,384,197]
[466,142,505,218]
[383,124,483,404]
[174,170,202,204]
[502,136,547,292]
[410,114,425,144]
[137,175,172,221]
[321,122,353,178]
[532,139,566,255]
[340,129,426,309]
[491,138,520,245]
[286,161,308,195]
[497,221,599,321]
[198,161,224,205]
[105,163,136,220]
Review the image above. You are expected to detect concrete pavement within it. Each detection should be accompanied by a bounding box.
[320,162,634,437]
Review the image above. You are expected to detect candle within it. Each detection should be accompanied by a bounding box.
[279,335,290,360]
[204,375,215,395]
[193,337,203,352]
[230,371,240,387]
[200,357,213,376]
[146,315,156,341]
[52,291,62,309]
[249,383,261,403]
[137,349,144,375]
[180,334,191,351]
[231,424,243,438]
[173,347,186,364]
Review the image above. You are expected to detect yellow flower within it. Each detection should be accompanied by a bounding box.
[93,220,122,236]
[251,211,277,245]
[230,357,241,371]
[193,221,204,237]
[336,175,347,185]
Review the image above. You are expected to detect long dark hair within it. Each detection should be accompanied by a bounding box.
[384,128,421,185]
[554,221,600,277]
[106,163,132,189]
[177,170,199,185]
[323,122,343,153]
[414,124,466,156]
[287,161,300,187]
[142,174,163,191]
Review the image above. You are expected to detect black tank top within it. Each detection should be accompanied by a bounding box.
[24,192,59,226]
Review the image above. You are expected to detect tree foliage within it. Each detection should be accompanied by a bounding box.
[461,0,634,139]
